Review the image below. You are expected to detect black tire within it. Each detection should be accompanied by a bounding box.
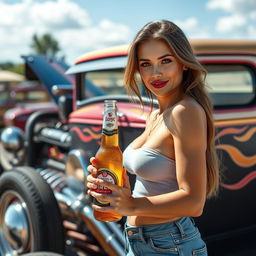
[0,167,65,254]
[22,253,63,256]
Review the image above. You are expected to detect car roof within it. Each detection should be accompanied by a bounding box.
[66,39,256,75]
[74,39,256,64]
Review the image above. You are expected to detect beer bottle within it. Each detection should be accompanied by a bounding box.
[93,100,125,222]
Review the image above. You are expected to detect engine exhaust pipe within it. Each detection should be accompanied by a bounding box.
[38,168,125,256]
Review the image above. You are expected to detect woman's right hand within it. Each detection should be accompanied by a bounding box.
[86,157,99,194]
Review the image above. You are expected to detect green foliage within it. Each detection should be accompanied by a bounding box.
[0,33,64,77]
[9,64,24,75]
[0,62,24,75]
[0,62,15,70]
[30,33,64,58]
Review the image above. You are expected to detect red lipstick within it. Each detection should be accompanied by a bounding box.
[151,80,168,89]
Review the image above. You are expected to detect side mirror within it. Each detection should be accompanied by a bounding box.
[58,95,73,121]
[51,84,73,96]
[52,84,73,122]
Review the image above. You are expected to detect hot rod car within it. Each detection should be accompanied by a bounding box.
[0,40,255,256]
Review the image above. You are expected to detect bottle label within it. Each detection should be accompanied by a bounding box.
[94,168,118,206]
[102,110,117,136]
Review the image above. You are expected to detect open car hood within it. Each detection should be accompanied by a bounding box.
[22,55,105,103]
[22,55,74,104]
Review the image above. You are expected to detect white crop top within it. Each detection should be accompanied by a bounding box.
[123,145,178,198]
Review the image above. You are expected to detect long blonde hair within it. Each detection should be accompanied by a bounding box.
[124,20,219,197]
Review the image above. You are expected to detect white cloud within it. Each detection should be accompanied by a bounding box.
[175,17,211,38]
[207,0,256,14]
[0,0,131,64]
[250,11,256,19]
[248,25,256,38]
[57,20,131,63]
[216,15,246,33]
[207,0,234,12]
[207,0,256,37]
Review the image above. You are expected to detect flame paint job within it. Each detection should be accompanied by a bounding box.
[214,126,248,140]
[214,124,256,190]
[70,126,102,143]
[216,144,256,168]
[234,127,256,142]
[221,171,256,190]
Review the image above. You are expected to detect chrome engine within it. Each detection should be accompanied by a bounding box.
[35,151,125,256]
[0,126,125,256]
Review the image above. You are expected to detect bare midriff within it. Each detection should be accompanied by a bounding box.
[128,215,180,226]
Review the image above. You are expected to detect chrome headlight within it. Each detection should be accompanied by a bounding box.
[0,126,25,152]
[65,149,90,196]
[0,127,25,171]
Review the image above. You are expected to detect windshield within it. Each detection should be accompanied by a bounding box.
[206,64,254,106]
[11,90,49,103]
[85,69,126,95]
[81,63,255,107]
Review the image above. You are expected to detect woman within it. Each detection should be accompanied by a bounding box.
[87,20,219,255]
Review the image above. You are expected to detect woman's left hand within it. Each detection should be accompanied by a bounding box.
[88,173,135,216]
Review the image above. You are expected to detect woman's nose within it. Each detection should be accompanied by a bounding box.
[151,64,162,77]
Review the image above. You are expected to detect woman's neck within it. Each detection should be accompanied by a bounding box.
[157,90,185,113]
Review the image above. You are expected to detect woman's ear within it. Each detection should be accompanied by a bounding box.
[183,66,188,71]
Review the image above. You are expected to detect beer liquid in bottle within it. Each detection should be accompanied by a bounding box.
[93,100,125,222]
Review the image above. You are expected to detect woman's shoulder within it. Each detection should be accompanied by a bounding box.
[170,96,205,119]
[164,96,206,135]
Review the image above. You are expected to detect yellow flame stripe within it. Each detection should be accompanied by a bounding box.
[83,128,102,139]
[216,144,256,167]
[215,118,256,127]
[234,127,256,142]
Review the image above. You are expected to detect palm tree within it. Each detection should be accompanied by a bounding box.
[30,33,61,58]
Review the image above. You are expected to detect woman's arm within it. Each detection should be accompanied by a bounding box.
[88,100,207,218]
[133,101,208,217]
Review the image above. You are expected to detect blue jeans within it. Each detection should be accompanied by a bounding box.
[124,217,207,255]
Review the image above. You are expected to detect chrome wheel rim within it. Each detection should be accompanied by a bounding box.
[0,190,32,255]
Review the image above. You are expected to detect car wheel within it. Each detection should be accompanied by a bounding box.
[0,167,65,255]
[22,253,63,256]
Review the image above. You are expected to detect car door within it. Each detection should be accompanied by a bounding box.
[195,54,256,245]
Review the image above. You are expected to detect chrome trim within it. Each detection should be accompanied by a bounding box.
[66,56,127,75]
[49,187,125,255]
[0,127,25,152]
[37,151,126,256]
[65,149,90,196]
[0,127,26,171]
[67,149,90,176]
[52,84,73,96]
[214,109,256,121]
[81,206,125,256]
[0,191,32,255]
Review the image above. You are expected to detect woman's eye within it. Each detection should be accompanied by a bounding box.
[140,62,150,67]
[162,58,172,64]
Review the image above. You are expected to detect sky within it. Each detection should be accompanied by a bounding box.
[0,0,255,65]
